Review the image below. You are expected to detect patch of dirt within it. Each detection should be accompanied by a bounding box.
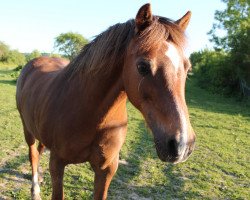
[119,159,129,165]
[128,193,153,200]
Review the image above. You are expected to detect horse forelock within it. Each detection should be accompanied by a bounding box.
[64,16,187,79]
[136,16,187,54]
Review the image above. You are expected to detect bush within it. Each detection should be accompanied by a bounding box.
[50,53,62,58]
[0,41,10,62]
[10,65,23,81]
[190,49,240,96]
[26,49,41,62]
[7,50,26,66]
[0,41,26,66]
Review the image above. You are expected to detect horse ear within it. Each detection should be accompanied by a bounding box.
[135,3,153,33]
[176,11,191,31]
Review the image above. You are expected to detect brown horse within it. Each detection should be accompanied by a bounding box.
[16,4,196,200]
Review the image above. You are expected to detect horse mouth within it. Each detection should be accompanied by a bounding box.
[154,141,179,163]
[154,138,195,164]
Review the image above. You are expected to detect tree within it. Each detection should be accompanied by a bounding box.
[7,50,26,66]
[208,0,250,96]
[0,41,26,66]
[54,32,88,60]
[0,41,10,62]
[209,0,249,50]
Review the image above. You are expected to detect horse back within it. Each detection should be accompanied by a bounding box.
[17,56,69,92]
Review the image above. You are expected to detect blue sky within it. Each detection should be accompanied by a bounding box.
[0,0,225,54]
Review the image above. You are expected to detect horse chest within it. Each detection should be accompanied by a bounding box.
[51,119,127,164]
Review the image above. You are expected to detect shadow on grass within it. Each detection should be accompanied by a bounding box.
[186,78,250,118]
[0,79,16,86]
[0,154,30,181]
[0,69,16,75]
[0,68,18,86]
[0,153,31,199]
[109,118,199,199]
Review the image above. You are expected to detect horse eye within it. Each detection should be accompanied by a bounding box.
[137,62,151,76]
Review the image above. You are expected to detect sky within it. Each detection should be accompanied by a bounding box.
[0,0,225,54]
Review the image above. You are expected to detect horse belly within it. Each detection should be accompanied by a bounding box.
[53,130,97,163]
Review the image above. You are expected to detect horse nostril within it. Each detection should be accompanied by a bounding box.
[167,139,178,157]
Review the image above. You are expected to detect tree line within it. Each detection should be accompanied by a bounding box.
[0,32,88,67]
[190,0,249,98]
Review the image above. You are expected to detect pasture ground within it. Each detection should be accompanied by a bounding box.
[0,65,249,199]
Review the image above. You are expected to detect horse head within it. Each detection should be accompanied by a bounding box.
[123,4,196,163]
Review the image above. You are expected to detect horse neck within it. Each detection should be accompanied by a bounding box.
[59,64,127,128]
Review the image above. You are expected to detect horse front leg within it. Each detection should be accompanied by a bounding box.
[91,155,119,200]
[49,152,66,200]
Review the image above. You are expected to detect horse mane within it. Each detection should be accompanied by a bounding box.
[64,16,186,79]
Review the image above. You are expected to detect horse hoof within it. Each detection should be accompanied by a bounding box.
[32,194,42,200]
[31,186,41,200]
[38,175,44,183]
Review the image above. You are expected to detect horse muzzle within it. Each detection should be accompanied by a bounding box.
[153,133,196,164]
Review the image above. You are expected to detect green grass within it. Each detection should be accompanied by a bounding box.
[0,66,249,199]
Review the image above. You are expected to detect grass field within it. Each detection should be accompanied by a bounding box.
[0,66,249,199]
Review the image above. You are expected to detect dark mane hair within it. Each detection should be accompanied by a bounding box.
[64,16,186,78]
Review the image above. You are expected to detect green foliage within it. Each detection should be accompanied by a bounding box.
[0,41,26,66]
[9,65,23,81]
[50,53,62,58]
[6,50,26,66]
[0,41,10,62]
[190,49,240,96]
[26,49,41,62]
[230,27,250,85]
[209,0,249,51]
[206,0,250,96]
[54,32,88,60]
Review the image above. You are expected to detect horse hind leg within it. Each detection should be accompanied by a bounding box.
[37,142,45,183]
[24,129,42,200]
